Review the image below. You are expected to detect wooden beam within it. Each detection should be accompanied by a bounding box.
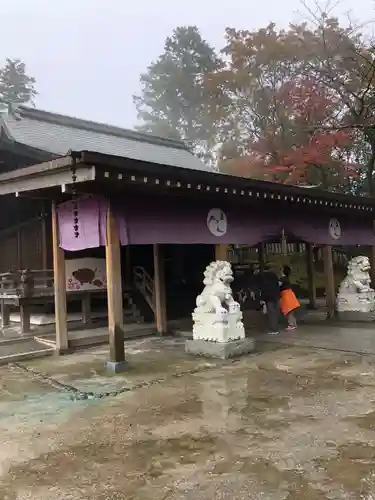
[323,245,335,318]
[0,165,96,196]
[105,204,125,367]
[215,244,229,261]
[153,244,167,334]
[51,201,69,352]
[305,243,317,309]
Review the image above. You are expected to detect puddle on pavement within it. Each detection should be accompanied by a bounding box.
[27,352,223,393]
[0,391,95,431]
[210,458,327,499]
[347,410,375,431]
[252,363,361,395]
[0,433,218,497]
[315,442,375,495]
[0,371,50,403]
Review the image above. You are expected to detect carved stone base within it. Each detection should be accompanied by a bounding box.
[337,297,375,314]
[185,338,255,360]
[105,360,128,373]
[337,311,375,322]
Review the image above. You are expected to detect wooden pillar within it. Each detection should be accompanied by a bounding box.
[323,245,335,318]
[20,304,31,334]
[258,243,265,272]
[215,244,229,261]
[105,204,125,367]
[81,293,92,325]
[41,214,48,285]
[124,246,132,290]
[305,243,317,309]
[1,299,10,328]
[16,229,22,269]
[153,244,167,334]
[52,201,69,352]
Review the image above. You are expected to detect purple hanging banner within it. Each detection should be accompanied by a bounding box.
[57,197,108,251]
[116,196,281,246]
[57,195,375,251]
[285,215,375,246]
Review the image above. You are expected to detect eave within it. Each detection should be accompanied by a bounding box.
[0,150,373,216]
[0,127,56,163]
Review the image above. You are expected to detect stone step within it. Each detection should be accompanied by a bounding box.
[0,338,54,365]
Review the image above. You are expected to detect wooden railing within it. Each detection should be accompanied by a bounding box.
[0,269,54,298]
[228,244,348,266]
[133,266,155,312]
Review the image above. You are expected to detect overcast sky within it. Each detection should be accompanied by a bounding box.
[1,0,373,129]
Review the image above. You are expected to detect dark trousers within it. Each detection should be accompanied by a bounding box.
[266,300,280,332]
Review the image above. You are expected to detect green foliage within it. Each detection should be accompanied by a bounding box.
[0,58,37,105]
[133,26,223,162]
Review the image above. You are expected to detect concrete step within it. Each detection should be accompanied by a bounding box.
[0,338,54,365]
[34,323,156,349]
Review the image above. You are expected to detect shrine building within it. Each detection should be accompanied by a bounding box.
[0,104,375,367]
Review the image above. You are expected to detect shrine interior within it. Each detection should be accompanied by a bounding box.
[58,239,361,323]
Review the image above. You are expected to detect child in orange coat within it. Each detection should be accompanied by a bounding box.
[279,265,300,331]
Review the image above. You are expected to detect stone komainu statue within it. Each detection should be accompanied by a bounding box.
[336,256,375,314]
[192,260,245,342]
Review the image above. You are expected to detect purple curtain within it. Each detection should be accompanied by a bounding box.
[57,195,375,251]
[57,197,109,250]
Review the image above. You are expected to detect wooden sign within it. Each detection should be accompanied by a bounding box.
[65,258,107,291]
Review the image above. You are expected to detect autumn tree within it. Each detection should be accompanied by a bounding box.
[260,80,357,188]
[218,78,357,188]
[0,58,37,105]
[287,5,375,194]
[205,18,365,190]
[206,24,304,160]
[134,26,223,161]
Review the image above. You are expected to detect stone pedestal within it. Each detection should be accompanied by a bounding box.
[185,338,255,360]
[337,311,375,322]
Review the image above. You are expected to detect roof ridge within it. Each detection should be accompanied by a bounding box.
[15,106,187,151]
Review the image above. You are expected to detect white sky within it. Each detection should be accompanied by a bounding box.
[1,0,373,128]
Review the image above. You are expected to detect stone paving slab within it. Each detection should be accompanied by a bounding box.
[258,323,375,354]
[21,337,227,395]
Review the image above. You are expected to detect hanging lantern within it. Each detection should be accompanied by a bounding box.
[281,228,287,255]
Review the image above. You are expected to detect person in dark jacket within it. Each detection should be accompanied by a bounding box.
[259,264,281,335]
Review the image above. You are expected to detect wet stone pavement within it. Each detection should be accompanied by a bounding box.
[2,336,375,498]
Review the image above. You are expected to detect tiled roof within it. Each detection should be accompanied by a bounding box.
[0,106,213,172]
